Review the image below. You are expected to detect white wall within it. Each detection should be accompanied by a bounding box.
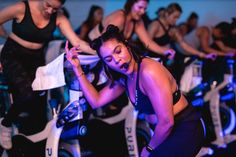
[0,0,236,44]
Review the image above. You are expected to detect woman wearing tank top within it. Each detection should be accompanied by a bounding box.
[148,3,216,59]
[175,22,236,82]
[176,22,236,56]
[75,5,104,42]
[148,3,217,84]
[0,0,95,152]
[66,24,205,157]
[88,0,175,60]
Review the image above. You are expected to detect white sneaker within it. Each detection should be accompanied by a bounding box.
[0,118,13,149]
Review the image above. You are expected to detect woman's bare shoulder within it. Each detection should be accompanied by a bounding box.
[198,26,209,33]
[150,20,160,26]
[138,58,169,92]
[0,1,25,20]
[141,58,163,74]
[3,1,25,11]
[105,10,126,28]
[106,9,125,19]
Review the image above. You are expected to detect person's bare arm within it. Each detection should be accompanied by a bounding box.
[78,76,126,109]
[214,40,236,54]
[140,60,174,151]
[65,43,125,108]
[0,25,8,38]
[199,27,226,56]
[135,20,175,59]
[56,13,96,55]
[0,2,23,38]
[173,28,209,58]
[78,23,89,40]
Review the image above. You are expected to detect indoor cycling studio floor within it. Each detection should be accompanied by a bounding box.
[203,140,236,157]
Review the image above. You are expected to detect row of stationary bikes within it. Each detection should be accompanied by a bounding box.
[1,39,235,156]
[180,56,236,156]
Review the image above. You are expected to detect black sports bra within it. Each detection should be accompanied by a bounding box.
[12,1,56,43]
[153,19,171,46]
[129,58,181,114]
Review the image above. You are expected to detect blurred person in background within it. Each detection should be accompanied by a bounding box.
[0,0,95,154]
[75,5,104,42]
[186,12,199,34]
[88,0,175,59]
[147,3,215,83]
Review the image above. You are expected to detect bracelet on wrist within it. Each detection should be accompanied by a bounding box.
[77,71,85,78]
[146,145,154,153]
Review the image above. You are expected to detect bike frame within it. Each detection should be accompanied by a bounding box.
[1,81,85,157]
[181,57,236,151]
[204,73,236,147]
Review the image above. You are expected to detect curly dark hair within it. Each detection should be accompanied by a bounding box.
[90,24,142,84]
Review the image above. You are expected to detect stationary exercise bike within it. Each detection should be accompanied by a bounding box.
[0,92,87,157]
[86,97,153,157]
[181,56,236,156]
[0,55,89,157]
[179,57,214,157]
[203,57,236,148]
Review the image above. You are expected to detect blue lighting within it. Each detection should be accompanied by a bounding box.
[220,93,235,102]
[192,98,204,107]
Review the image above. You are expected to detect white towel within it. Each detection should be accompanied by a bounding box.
[32,52,100,91]
[32,53,66,91]
[79,54,100,65]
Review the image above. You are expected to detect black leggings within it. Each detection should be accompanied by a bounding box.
[0,38,47,134]
[150,105,205,157]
